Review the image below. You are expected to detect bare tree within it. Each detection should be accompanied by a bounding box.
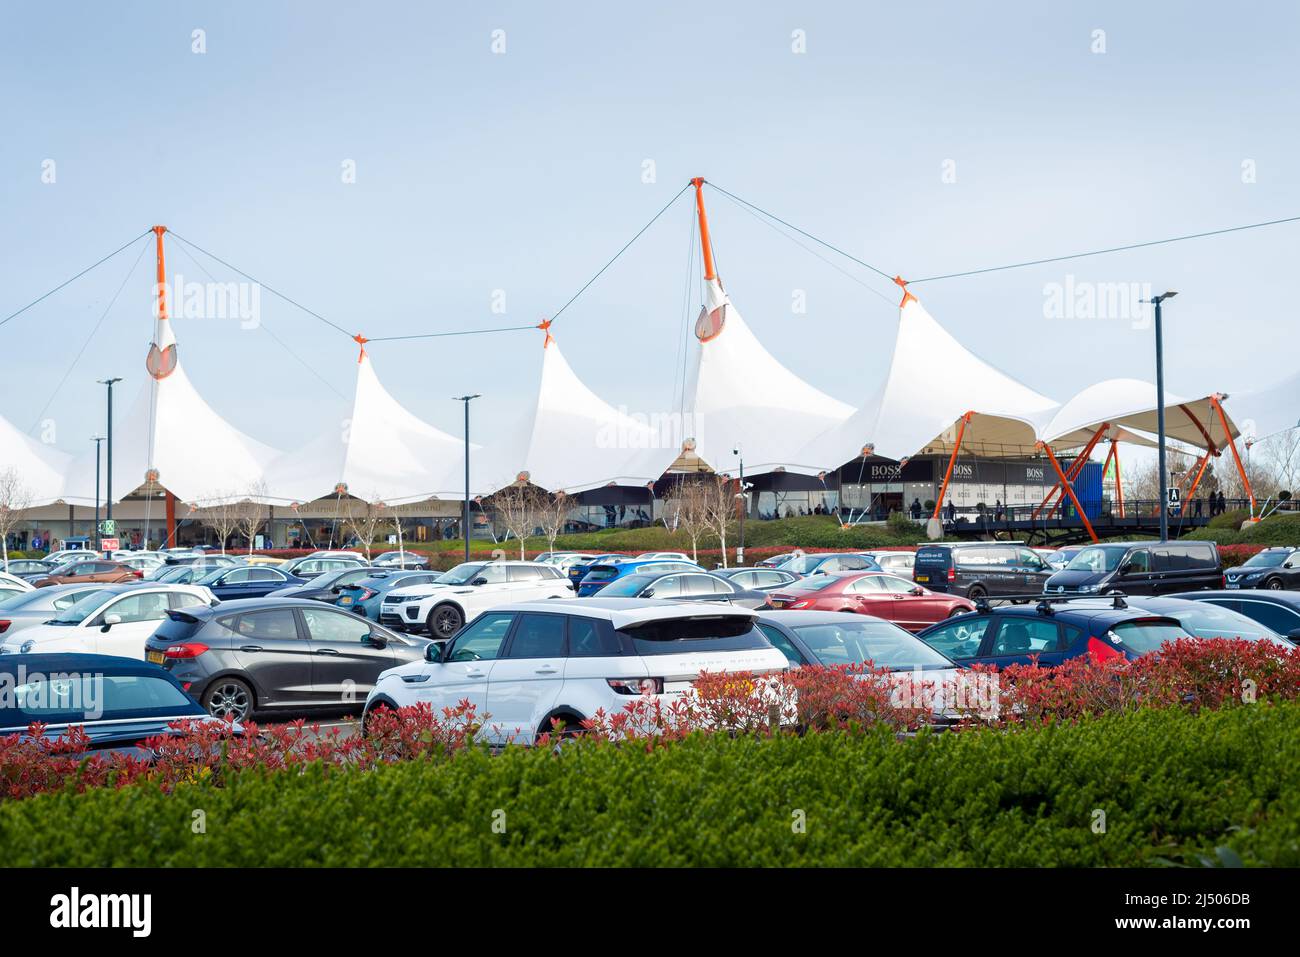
[662,480,711,563]
[1255,429,1300,500]
[0,468,34,570]
[234,481,269,554]
[534,490,571,556]
[343,494,389,560]
[491,484,541,559]
[194,492,240,554]
[701,474,738,568]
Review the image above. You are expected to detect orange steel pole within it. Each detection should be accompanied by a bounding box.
[932,413,971,520]
[1212,395,1256,514]
[1180,452,1212,516]
[1113,443,1125,518]
[690,178,717,282]
[153,225,168,322]
[1032,423,1108,519]
[1039,442,1099,543]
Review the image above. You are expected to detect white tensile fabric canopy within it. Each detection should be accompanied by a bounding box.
[1041,378,1242,452]
[681,276,854,474]
[0,413,72,506]
[471,333,669,494]
[262,350,466,505]
[61,310,279,506]
[1223,371,1300,444]
[795,294,1060,469]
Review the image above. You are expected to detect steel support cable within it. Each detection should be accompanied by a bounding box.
[1,229,153,330]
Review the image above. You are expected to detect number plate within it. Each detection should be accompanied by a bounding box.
[915,575,929,582]
[146,650,166,665]
[339,596,353,604]
[1225,582,1239,589]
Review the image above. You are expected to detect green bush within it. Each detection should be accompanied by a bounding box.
[3,703,1298,867]
[1186,512,1300,546]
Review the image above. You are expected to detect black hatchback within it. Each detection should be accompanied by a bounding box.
[144,597,432,722]
[912,542,1053,600]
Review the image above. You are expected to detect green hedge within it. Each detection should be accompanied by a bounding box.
[1185,512,1300,546]
[4,703,1298,867]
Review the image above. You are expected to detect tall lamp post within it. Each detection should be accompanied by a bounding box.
[91,436,105,549]
[98,378,121,549]
[1144,292,1177,543]
[732,447,746,565]
[454,394,481,564]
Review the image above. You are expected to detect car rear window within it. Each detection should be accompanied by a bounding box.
[2,671,200,727]
[914,547,952,568]
[584,565,620,582]
[1108,619,1193,655]
[621,617,770,656]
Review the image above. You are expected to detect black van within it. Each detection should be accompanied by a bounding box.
[912,542,1053,600]
[1042,541,1223,596]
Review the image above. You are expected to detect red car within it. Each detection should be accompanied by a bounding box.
[764,571,975,633]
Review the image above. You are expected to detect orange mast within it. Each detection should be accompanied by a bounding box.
[690,177,717,281]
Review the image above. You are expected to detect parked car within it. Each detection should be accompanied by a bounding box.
[146,563,208,585]
[755,609,960,677]
[281,555,365,579]
[362,599,789,745]
[1042,540,1223,596]
[765,571,975,632]
[43,549,94,565]
[146,598,433,722]
[0,583,112,637]
[242,555,287,567]
[915,597,1193,668]
[381,560,573,638]
[117,555,164,575]
[0,653,233,754]
[193,564,307,600]
[334,569,444,620]
[2,559,57,577]
[711,566,800,592]
[0,572,35,601]
[31,558,141,588]
[1222,546,1300,590]
[371,550,430,570]
[303,549,365,561]
[912,542,1053,600]
[1045,545,1087,571]
[636,551,692,562]
[859,550,917,576]
[162,553,239,568]
[1122,596,1295,648]
[758,551,800,568]
[269,566,384,602]
[0,583,217,658]
[593,570,769,608]
[1166,590,1300,644]
[576,559,701,597]
[778,552,881,578]
[566,553,630,589]
[535,552,599,573]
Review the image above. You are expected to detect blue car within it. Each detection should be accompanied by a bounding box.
[193,564,306,600]
[576,558,702,597]
[334,569,444,620]
[566,553,630,590]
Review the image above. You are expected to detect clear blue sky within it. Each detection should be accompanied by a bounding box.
[2,1,1297,455]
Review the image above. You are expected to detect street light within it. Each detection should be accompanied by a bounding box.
[454,394,481,563]
[91,436,105,549]
[733,447,746,565]
[98,378,122,546]
[1143,292,1178,542]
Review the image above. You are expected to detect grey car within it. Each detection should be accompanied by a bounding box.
[144,597,434,721]
[0,583,111,637]
[592,570,770,608]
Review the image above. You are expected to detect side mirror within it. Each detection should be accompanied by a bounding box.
[1287,628,1300,642]
[367,631,388,649]
[911,586,925,595]
[424,641,444,663]
[101,613,122,631]
[471,577,488,586]
[642,587,656,598]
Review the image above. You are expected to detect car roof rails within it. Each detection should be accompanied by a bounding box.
[972,592,1130,614]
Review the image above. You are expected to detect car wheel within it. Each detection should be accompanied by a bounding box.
[202,678,254,723]
[1266,578,1284,590]
[428,603,464,639]
[967,586,987,602]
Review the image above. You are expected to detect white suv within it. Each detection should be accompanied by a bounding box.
[0,583,217,658]
[380,561,572,639]
[363,598,789,745]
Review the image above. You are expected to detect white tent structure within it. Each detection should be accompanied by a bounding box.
[263,346,466,504]
[1224,371,1300,444]
[681,180,853,475]
[0,414,72,506]
[1041,378,1244,451]
[471,327,668,494]
[796,289,1060,470]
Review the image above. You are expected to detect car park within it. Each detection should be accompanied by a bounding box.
[334,569,443,620]
[913,542,1053,600]
[193,564,307,600]
[765,571,975,631]
[1167,589,1300,644]
[593,570,769,608]
[362,598,790,746]
[1042,540,1223,596]
[31,558,142,588]
[575,558,701,597]
[1223,546,1300,590]
[0,583,112,637]
[0,653,233,753]
[711,566,800,592]
[777,552,881,578]
[0,583,217,658]
[382,560,574,638]
[915,596,1193,668]
[146,597,433,722]
[270,566,384,602]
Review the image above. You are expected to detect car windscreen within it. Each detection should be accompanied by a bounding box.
[1240,551,1288,568]
[435,563,486,585]
[620,617,769,656]
[584,565,622,582]
[0,590,47,611]
[1065,545,1130,573]
[1,670,202,727]
[47,591,110,625]
[793,620,954,670]
[1107,619,1194,655]
[1149,602,1290,646]
[780,576,839,593]
[599,574,656,597]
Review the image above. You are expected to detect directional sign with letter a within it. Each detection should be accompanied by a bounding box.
[1166,487,1181,515]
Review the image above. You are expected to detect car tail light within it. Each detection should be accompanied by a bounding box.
[1087,636,1121,662]
[0,620,9,634]
[358,588,377,601]
[131,570,144,578]
[947,567,956,582]
[789,599,813,609]
[607,677,663,695]
[163,642,209,659]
